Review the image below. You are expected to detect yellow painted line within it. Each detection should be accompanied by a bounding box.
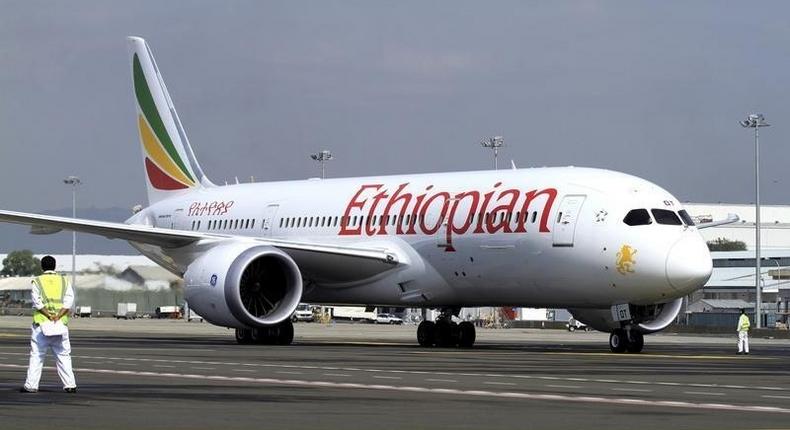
[0,334,22,338]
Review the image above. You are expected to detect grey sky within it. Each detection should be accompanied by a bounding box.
[2,1,789,214]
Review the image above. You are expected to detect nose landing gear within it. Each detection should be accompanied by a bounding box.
[609,328,644,353]
[416,308,476,348]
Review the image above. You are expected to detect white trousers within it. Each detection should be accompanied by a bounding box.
[737,330,750,353]
[24,324,77,390]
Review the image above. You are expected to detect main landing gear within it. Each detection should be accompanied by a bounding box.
[235,320,294,345]
[417,308,476,348]
[609,328,644,353]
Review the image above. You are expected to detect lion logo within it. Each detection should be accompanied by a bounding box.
[616,245,637,275]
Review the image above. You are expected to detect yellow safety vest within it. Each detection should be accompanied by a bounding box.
[32,273,69,325]
[737,313,750,332]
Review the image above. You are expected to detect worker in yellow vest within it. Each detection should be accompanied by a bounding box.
[21,256,77,393]
[737,308,751,355]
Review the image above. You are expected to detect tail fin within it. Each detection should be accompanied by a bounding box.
[127,36,214,205]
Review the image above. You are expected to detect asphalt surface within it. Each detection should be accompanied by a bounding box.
[1,317,789,430]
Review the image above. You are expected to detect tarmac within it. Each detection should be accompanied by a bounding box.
[1,316,789,430]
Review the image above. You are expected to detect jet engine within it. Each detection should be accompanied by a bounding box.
[568,297,683,334]
[183,243,303,329]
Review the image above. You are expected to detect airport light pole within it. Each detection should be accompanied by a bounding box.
[740,114,769,328]
[63,176,81,291]
[310,150,333,179]
[481,136,504,170]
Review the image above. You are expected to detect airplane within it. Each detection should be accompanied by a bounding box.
[0,37,728,353]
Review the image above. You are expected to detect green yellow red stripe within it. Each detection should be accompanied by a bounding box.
[138,115,194,186]
[133,53,195,183]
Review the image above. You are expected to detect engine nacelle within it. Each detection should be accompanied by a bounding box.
[568,297,683,334]
[183,243,303,329]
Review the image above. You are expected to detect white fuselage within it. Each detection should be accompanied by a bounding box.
[128,167,712,309]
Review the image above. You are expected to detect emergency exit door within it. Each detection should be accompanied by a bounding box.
[261,204,280,237]
[552,195,586,247]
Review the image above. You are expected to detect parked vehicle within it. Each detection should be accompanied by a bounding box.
[375,313,404,325]
[331,306,376,322]
[156,305,180,319]
[291,304,315,322]
[115,303,137,320]
[75,306,92,318]
[187,308,204,322]
[567,317,592,332]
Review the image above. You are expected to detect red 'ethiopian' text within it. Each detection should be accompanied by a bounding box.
[339,182,557,251]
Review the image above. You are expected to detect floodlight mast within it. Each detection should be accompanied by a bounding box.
[63,176,81,293]
[740,113,769,328]
[481,136,504,170]
[310,150,334,179]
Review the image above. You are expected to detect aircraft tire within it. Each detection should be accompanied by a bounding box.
[609,329,627,353]
[417,321,436,347]
[276,320,295,345]
[458,321,476,348]
[235,328,253,345]
[252,327,274,345]
[625,331,644,353]
[435,320,457,347]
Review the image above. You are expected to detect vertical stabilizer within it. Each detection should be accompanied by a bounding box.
[127,36,214,205]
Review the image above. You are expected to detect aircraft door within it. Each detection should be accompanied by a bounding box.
[261,204,280,237]
[552,195,586,247]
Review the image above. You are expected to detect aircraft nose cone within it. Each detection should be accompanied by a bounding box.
[665,235,712,293]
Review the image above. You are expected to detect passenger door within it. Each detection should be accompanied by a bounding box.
[552,195,586,247]
[261,204,280,237]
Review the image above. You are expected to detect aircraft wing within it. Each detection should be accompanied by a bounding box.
[695,213,740,229]
[0,210,401,281]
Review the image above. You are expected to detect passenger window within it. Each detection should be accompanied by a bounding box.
[652,209,682,225]
[678,210,695,226]
[531,211,537,223]
[623,209,652,226]
[197,221,201,230]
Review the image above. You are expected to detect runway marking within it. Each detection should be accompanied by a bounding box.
[153,365,175,368]
[484,381,516,386]
[547,384,580,389]
[544,352,776,360]
[0,351,786,393]
[276,371,303,375]
[115,362,136,366]
[685,391,725,396]
[191,367,215,370]
[85,361,104,365]
[612,388,652,393]
[0,362,788,415]
[426,379,457,383]
[323,373,351,377]
[763,395,790,400]
[233,369,255,373]
[373,375,402,380]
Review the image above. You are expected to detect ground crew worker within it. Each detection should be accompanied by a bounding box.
[21,255,77,393]
[737,308,750,355]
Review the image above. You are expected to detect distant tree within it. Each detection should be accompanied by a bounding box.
[707,238,747,252]
[1,250,43,277]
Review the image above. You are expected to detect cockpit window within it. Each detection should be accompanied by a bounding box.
[623,209,652,226]
[651,209,682,225]
[678,209,695,226]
